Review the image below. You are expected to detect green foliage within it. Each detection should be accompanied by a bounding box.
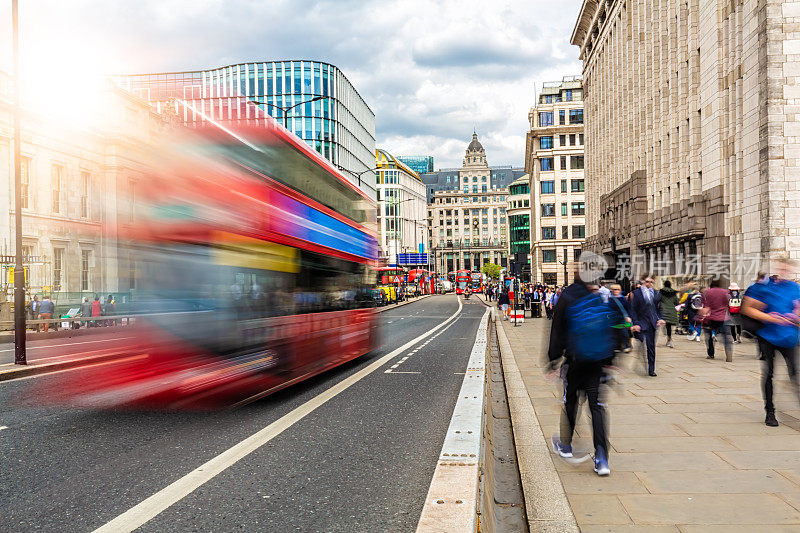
[481,262,501,280]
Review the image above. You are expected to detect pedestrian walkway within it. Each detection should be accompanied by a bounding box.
[500,315,800,531]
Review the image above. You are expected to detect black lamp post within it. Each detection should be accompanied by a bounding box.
[12,0,26,365]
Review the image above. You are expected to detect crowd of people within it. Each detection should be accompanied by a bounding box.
[496,260,800,477]
[27,294,117,331]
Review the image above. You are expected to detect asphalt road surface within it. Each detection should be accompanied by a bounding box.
[0,295,490,532]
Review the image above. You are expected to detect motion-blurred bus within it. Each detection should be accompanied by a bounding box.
[455,270,471,295]
[44,107,380,410]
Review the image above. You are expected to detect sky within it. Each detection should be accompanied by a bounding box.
[0,0,584,169]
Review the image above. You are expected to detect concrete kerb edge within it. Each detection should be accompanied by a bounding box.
[493,312,579,533]
[0,351,126,382]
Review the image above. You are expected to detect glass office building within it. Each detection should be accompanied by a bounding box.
[115,61,377,199]
[396,155,434,175]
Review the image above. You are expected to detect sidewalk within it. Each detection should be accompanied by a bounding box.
[499,314,800,531]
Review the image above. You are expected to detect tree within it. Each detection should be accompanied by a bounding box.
[481,262,501,280]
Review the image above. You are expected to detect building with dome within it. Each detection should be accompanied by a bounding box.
[375,149,427,266]
[427,133,511,274]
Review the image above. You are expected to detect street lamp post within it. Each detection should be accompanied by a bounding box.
[12,0,26,365]
[249,95,330,131]
[338,166,383,189]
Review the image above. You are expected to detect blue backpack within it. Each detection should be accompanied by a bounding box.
[565,292,614,363]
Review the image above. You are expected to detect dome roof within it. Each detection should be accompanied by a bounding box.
[467,133,484,152]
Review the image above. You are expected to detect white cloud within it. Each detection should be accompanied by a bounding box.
[0,0,584,167]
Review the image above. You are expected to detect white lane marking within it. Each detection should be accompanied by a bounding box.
[93,295,463,533]
[417,307,489,532]
[0,426,8,431]
[384,312,463,374]
[0,336,136,353]
[0,354,149,383]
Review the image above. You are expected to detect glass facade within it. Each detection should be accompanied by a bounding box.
[115,61,376,198]
[396,155,434,174]
[509,214,530,255]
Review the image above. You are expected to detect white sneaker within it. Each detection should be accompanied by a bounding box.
[688,333,696,340]
[696,336,702,342]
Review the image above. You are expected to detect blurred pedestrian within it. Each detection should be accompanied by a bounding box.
[91,296,103,327]
[659,280,679,348]
[80,297,92,328]
[728,283,742,343]
[544,287,554,320]
[699,279,733,361]
[38,296,55,333]
[742,260,800,427]
[548,276,614,476]
[685,284,704,341]
[498,289,510,320]
[630,275,665,377]
[28,295,40,332]
[610,284,632,352]
[104,294,117,326]
[598,280,611,303]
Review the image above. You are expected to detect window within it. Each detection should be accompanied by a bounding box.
[561,226,569,239]
[542,249,557,263]
[560,134,566,146]
[544,95,553,103]
[540,136,553,149]
[569,134,576,146]
[482,185,487,192]
[542,227,556,240]
[540,181,554,194]
[565,89,573,101]
[561,203,568,216]
[79,171,89,217]
[543,272,558,285]
[81,250,91,291]
[541,203,555,217]
[569,109,584,124]
[540,157,554,171]
[560,156,567,170]
[20,156,31,209]
[570,179,585,192]
[573,249,582,261]
[53,247,64,291]
[52,164,63,213]
[559,110,566,125]
[539,111,554,126]
[572,225,585,238]
[561,180,567,193]
[472,185,478,193]
[579,134,584,145]
[570,155,584,170]
[571,202,585,215]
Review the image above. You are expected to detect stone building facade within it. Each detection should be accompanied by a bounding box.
[0,71,164,304]
[428,134,509,273]
[525,77,586,286]
[375,149,427,265]
[572,0,800,286]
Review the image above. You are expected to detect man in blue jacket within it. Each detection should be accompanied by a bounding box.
[630,275,665,376]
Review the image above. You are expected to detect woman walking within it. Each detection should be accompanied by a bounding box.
[700,279,733,361]
[659,280,679,348]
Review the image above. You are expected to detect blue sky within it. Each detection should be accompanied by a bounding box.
[0,0,584,168]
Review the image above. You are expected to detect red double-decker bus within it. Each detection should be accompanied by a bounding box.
[455,269,472,295]
[43,108,380,410]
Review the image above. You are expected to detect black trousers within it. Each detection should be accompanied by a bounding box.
[637,328,656,373]
[560,364,607,454]
[758,337,800,413]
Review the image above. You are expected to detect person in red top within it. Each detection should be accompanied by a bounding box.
[91,296,103,327]
[699,279,733,361]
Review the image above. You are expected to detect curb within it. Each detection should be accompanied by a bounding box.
[493,312,579,533]
[0,351,130,382]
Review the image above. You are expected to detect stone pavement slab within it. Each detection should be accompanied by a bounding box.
[499,313,800,530]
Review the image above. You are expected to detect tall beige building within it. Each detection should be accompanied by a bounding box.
[0,72,163,302]
[525,77,586,286]
[428,134,509,273]
[572,0,800,285]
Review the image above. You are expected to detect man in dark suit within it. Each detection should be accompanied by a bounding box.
[630,275,665,376]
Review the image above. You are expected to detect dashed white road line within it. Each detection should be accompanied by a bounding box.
[92,296,463,533]
[384,311,463,374]
[0,426,8,431]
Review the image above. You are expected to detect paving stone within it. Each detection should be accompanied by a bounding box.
[566,494,632,525]
[559,471,648,494]
[610,452,733,472]
[680,422,798,436]
[581,527,680,533]
[718,451,800,470]
[678,526,800,533]
[649,402,754,414]
[610,436,736,453]
[619,493,800,524]
[725,435,800,451]
[637,469,797,493]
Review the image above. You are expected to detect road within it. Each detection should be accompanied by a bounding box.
[0,295,490,532]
